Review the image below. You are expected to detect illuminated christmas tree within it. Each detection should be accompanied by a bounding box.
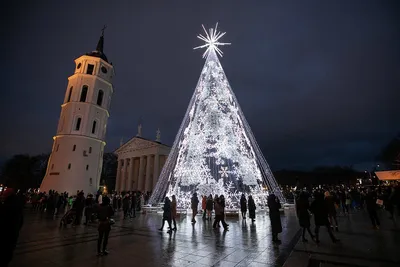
[150,24,284,208]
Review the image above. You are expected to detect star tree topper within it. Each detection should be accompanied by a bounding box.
[193,23,231,58]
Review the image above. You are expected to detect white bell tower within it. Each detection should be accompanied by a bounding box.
[41,28,115,194]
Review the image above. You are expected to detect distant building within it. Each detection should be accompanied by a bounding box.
[114,126,170,192]
[40,30,114,194]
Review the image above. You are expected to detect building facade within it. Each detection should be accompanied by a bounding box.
[40,32,114,194]
[114,127,170,192]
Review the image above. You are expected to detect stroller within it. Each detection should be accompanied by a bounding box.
[60,208,77,227]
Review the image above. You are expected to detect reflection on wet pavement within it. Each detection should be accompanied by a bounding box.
[284,210,400,267]
[11,209,300,267]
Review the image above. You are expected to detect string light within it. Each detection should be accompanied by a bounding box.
[150,24,284,208]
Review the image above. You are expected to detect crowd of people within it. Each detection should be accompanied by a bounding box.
[293,183,400,244]
[0,188,151,262]
[1,182,400,266]
[176,192,284,242]
[26,190,152,220]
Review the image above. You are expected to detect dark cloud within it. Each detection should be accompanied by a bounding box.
[1,1,399,171]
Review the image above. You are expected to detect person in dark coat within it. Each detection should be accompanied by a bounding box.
[171,195,177,231]
[248,195,256,221]
[131,192,137,218]
[112,194,117,210]
[206,194,213,220]
[296,191,315,242]
[73,191,85,225]
[122,194,130,219]
[268,194,282,243]
[324,191,339,231]
[365,188,380,229]
[96,196,114,256]
[385,187,395,219]
[47,191,55,215]
[55,192,64,215]
[213,194,220,227]
[84,194,94,225]
[310,191,339,243]
[0,188,25,267]
[117,194,122,210]
[213,196,229,230]
[191,193,199,223]
[159,197,172,233]
[240,194,247,219]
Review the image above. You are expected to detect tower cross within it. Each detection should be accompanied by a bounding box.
[101,25,107,36]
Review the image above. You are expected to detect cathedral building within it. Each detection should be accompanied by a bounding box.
[40,30,114,194]
[114,126,170,192]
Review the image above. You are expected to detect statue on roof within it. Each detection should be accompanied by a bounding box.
[137,124,142,137]
[156,128,161,142]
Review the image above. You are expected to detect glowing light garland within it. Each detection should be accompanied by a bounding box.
[149,24,284,209]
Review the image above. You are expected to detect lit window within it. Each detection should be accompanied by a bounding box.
[86,165,89,170]
[80,86,88,102]
[89,147,92,153]
[73,145,76,151]
[75,118,82,131]
[97,90,104,106]
[68,163,71,169]
[87,64,94,75]
[92,121,97,134]
[67,86,73,102]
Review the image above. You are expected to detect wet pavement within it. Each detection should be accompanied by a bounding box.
[10,208,400,267]
[10,208,300,267]
[284,209,400,267]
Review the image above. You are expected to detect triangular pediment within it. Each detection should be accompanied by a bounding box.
[115,136,168,154]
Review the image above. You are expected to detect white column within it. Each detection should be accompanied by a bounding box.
[128,157,134,191]
[121,158,128,191]
[152,153,160,190]
[133,157,138,191]
[137,156,145,192]
[145,155,152,192]
[116,159,122,191]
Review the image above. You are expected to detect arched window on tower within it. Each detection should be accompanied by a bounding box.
[97,90,104,106]
[67,86,73,102]
[92,121,97,134]
[80,86,88,102]
[87,64,94,75]
[75,118,82,131]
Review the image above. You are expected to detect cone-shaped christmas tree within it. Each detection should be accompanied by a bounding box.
[150,24,283,208]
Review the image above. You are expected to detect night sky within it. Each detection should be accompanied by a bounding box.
[1,1,399,170]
